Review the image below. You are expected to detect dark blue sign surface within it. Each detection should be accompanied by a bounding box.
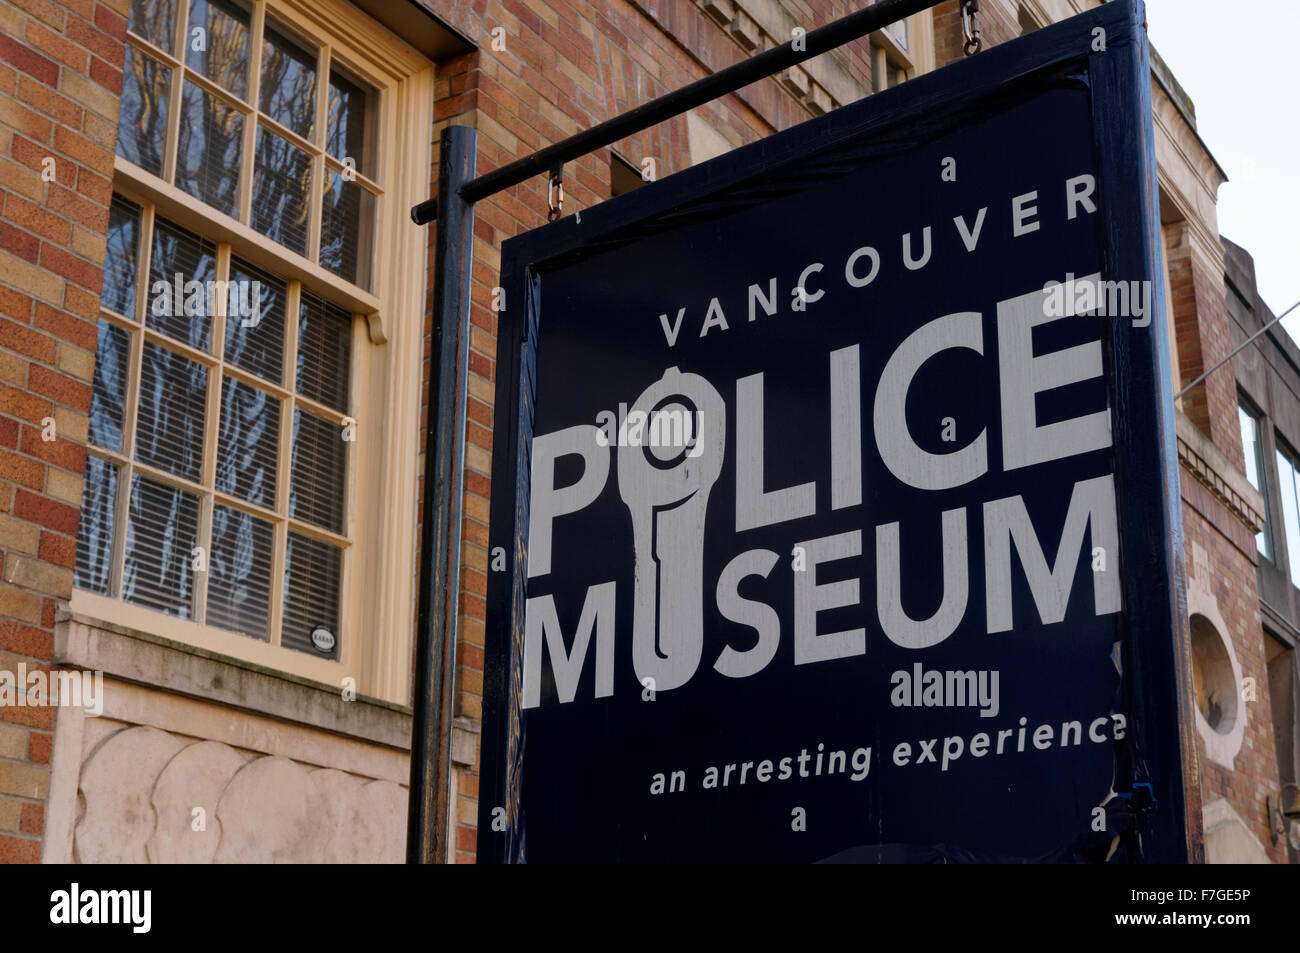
[481,0,1190,863]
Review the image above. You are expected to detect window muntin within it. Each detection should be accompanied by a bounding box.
[1238,401,1274,561]
[75,195,354,660]
[117,0,381,291]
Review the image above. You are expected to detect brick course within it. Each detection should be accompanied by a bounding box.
[0,0,128,858]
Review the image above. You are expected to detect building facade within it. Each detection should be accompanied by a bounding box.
[0,0,1290,862]
[1225,236,1300,863]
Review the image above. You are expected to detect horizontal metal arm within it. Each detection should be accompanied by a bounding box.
[411,0,946,224]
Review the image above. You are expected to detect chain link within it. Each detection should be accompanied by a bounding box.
[962,0,982,55]
[547,165,564,222]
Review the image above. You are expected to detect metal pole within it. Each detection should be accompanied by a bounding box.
[408,124,477,864]
[410,0,946,224]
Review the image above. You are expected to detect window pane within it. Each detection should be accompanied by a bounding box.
[207,504,274,640]
[1240,404,1274,560]
[282,531,340,658]
[1277,449,1300,587]
[89,320,131,453]
[136,341,208,482]
[892,19,909,50]
[176,80,244,217]
[1240,406,1262,489]
[319,171,373,289]
[117,46,171,177]
[186,0,250,98]
[252,127,311,256]
[148,220,217,351]
[74,457,118,594]
[129,0,177,53]
[326,67,373,174]
[297,290,351,412]
[260,23,316,140]
[102,195,141,316]
[122,473,200,617]
[289,408,345,532]
[216,377,279,508]
[224,259,284,382]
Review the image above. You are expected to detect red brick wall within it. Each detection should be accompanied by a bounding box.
[1181,492,1288,863]
[1168,242,1246,472]
[0,0,126,862]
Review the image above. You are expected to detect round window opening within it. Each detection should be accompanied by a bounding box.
[1190,613,1238,735]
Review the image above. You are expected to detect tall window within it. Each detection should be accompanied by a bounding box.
[71,0,401,669]
[117,0,378,288]
[1274,441,1300,587]
[1238,401,1274,561]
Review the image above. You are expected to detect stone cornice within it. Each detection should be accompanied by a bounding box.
[694,0,870,115]
[1176,410,1265,534]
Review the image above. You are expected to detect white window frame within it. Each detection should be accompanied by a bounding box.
[71,0,434,704]
[1275,438,1300,590]
[1237,398,1273,562]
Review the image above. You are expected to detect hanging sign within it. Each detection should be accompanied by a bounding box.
[479,0,1190,862]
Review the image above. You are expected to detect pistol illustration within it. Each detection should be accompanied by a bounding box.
[617,367,726,693]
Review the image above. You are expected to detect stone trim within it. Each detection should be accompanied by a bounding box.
[52,611,482,768]
[1202,797,1273,864]
[697,0,872,114]
[1186,579,1245,771]
[53,611,412,752]
[1176,410,1266,535]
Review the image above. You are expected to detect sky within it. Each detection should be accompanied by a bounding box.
[1143,0,1300,337]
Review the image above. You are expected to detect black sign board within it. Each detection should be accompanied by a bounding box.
[481,0,1190,862]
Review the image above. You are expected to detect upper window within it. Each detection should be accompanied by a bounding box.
[1274,440,1300,586]
[869,10,930,92]
[117,0,378,290]
[1238,400,1274,561]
